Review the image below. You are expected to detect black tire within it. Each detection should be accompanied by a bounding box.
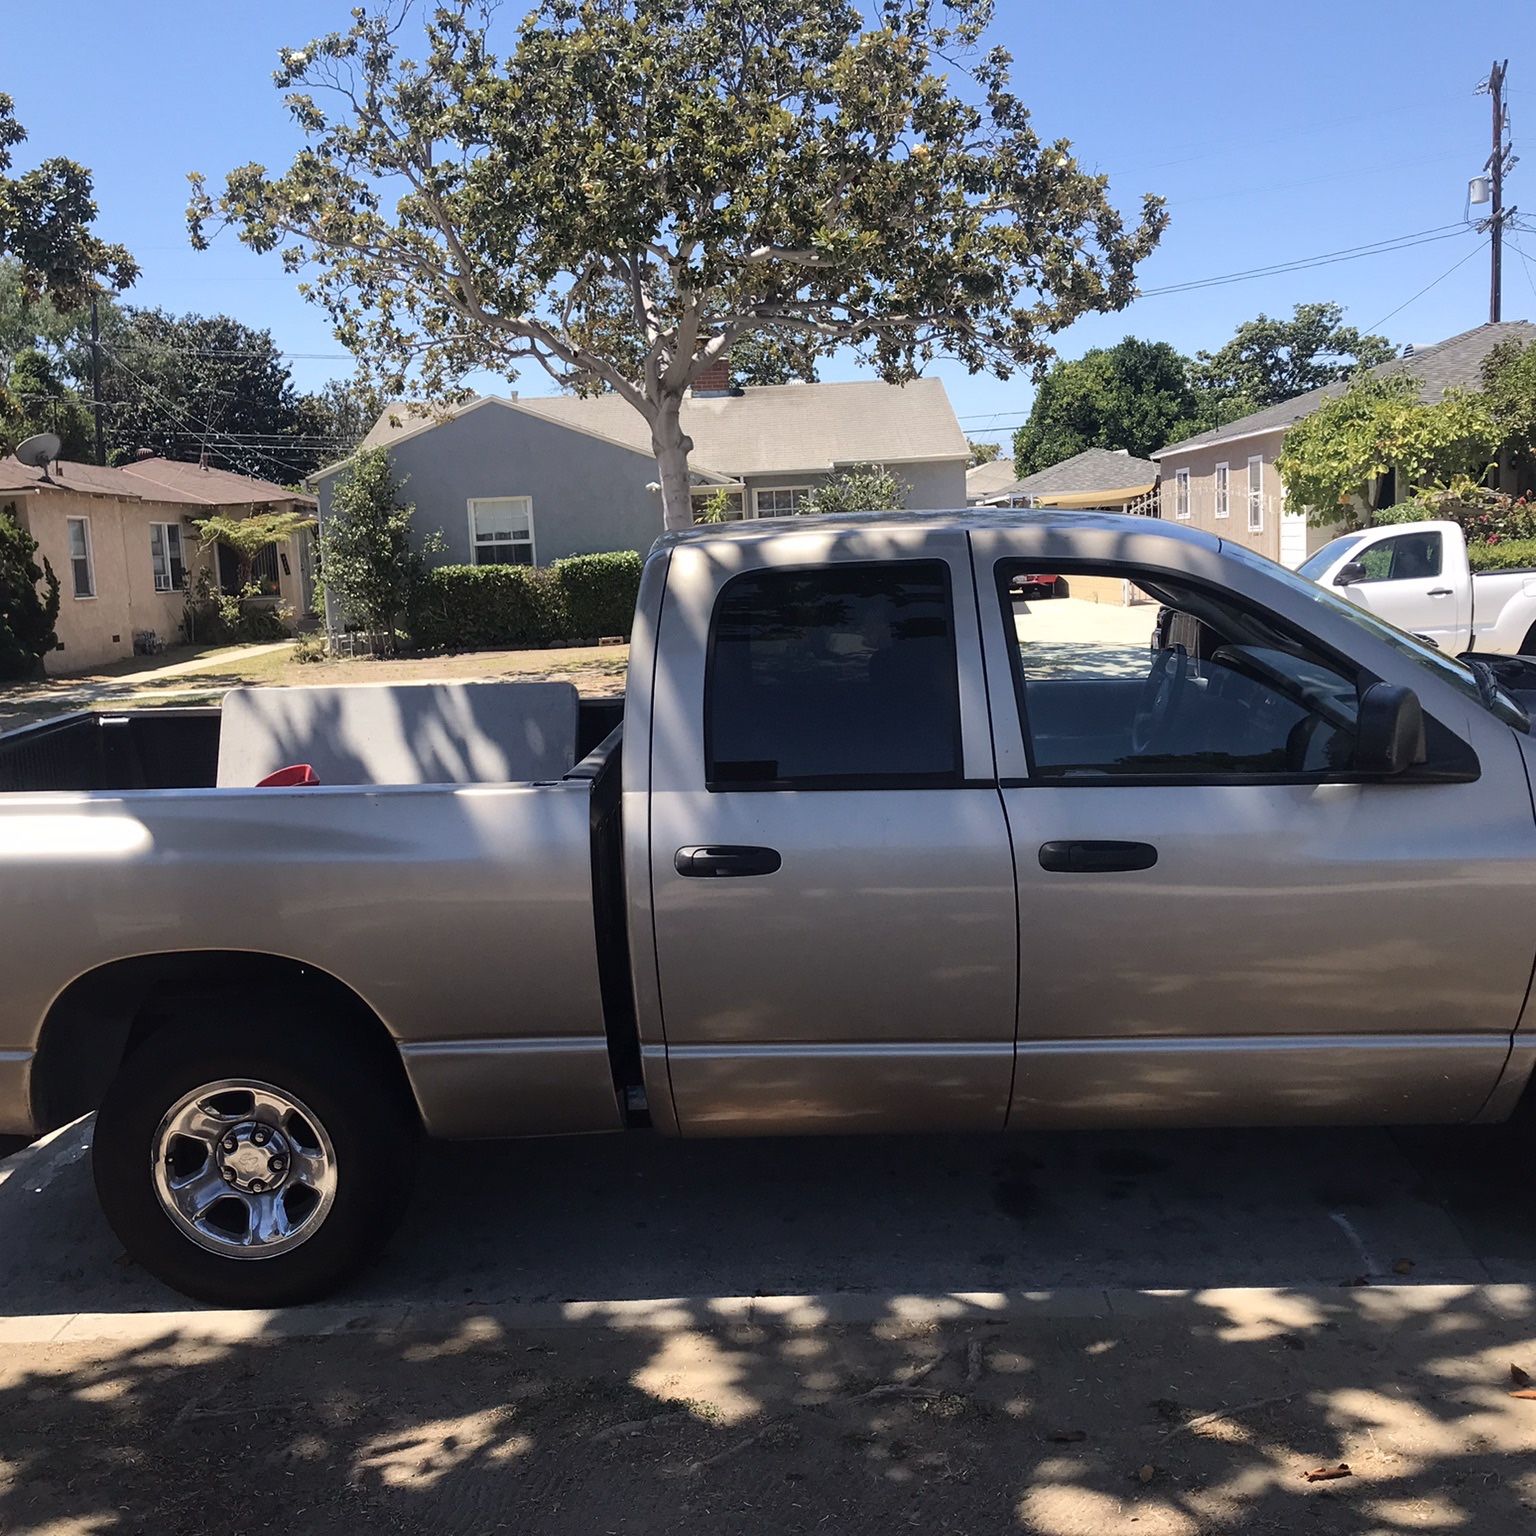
[93,1012,419,1307]
[1519,621,1536,658]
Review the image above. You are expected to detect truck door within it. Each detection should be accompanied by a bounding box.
[1336,526,1468,653]
[644,528,1017,1136]
[969,530,1536,1130]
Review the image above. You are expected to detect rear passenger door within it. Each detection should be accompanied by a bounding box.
[646,530,1017,1136]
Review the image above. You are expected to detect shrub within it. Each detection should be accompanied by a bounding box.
[409,564,569,650]
[550,551,642,638]
[409,553,642,651]
[0,504,59,680]
[1468,538,1536,572]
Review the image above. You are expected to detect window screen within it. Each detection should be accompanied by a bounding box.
[707,562,961,788]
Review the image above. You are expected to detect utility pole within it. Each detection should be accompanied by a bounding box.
[88,293,105,466]
[1481,59,1514,324]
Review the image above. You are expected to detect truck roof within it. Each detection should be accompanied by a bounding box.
[653,506,1217,553]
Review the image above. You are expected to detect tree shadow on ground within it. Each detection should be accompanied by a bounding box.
[3,1282,1535,1531]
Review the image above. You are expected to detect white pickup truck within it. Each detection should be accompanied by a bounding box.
[1300,520,1536,657]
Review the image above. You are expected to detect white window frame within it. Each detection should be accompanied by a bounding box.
[1213,462,1230,520]
[1247,456,1264,533]
[66,516,95,599]
[753,485,814,518]
[690,487,748,523]
[149,521,185,593]
[467,496,537,566]
[1173,468,1191,520]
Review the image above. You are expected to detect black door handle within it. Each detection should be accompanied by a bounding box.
[675,845,783,878]
[1427,587,1453,597]
[1038,840,1157,874]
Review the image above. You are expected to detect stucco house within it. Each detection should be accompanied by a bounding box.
[310,374,969,570]
[0,454,316,673]
[1153,320,1536,568]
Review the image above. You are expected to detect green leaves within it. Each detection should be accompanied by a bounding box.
[1276,373,1498,526]
[1192,303,1394,414]
[192,0,1166,528]
[0,501,59,680]
[318,447,438,653]
[1012,338,1203,474]
[800,462,909,515]
[0,95,136,308]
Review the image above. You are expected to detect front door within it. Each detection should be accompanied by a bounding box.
[970,538,1535,1129]
[645,531,1017,1136]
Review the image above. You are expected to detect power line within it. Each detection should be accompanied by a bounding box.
[1137,225,1472,298]
[1362,238,1491,333]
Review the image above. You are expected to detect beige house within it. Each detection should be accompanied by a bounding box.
[0,455,315,674]
[1153,320,1536,567]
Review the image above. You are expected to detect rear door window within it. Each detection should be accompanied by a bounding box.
[706,562,961,788]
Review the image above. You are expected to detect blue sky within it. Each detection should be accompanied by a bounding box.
[6,0,1532,449]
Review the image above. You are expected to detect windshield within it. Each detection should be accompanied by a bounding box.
[1221,540,1529,732]
[1296,533,1366,582]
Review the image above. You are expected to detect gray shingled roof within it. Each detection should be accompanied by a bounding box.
[1154,320,1536,458]
[340,377,967,481]
[964,457,1018,498]
[991,446,1159,500]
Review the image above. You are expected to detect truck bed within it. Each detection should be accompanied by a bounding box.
[0,697,625,793]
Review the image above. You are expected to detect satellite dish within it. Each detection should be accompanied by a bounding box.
[15,432,61,471]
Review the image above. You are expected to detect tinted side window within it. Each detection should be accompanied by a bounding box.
[1358,531,1442,582]
[707,562,961,788]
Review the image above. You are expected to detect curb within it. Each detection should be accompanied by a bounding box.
[3,1280,1532,1349]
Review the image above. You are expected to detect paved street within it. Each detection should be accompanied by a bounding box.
[5,1118,1536,1535]
[3,1116,1534,1317]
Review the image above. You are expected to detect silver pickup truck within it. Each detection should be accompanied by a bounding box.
[5,510,1536,1306]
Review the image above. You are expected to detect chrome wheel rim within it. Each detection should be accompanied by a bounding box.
[150,1079,338,1260]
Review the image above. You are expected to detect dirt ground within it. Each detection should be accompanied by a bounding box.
[4,1292,1536,1535]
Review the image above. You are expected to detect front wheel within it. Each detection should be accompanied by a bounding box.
[93,1015,419,1307]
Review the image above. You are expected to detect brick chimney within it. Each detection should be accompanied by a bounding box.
[690,352,733,396]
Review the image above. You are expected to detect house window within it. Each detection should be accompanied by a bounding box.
[66,517,95,599]
[1214,463,1230,520]
[149,522,186,593]
[754,486,813,518]
[1247,456,1264,532]
[469,497,536,565]
[1174,468,1191,520]
[691,489,747,523]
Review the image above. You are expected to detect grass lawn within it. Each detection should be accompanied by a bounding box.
[0,641,629,733]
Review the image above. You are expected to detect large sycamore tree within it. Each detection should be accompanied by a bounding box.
[189,0,1166,531]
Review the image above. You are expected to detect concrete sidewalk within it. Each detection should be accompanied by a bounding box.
[3,1281,1534,1534]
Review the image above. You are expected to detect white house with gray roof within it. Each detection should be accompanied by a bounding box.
[1153,320,1536,568]
[312,377,969,570]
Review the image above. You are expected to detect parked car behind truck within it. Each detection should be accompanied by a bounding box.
[4,509,1536,1307]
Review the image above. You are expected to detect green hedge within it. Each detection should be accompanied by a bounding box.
[408,550,642,651]
[1468,537,1536,572]
[550,551,643,638]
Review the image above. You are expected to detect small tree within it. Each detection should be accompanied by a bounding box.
[193,509,313,594]
[801,463,909,516]
[319,447,441,653]
[1277,373,1497,526]
[968,440,1003,466]
[0,502,59,679]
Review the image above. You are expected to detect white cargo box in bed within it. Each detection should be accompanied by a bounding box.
[216,681,580,787]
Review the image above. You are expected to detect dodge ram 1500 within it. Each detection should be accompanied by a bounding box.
[3,510,1535,1306]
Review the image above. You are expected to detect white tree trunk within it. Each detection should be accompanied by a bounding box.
[651,397,695,534]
